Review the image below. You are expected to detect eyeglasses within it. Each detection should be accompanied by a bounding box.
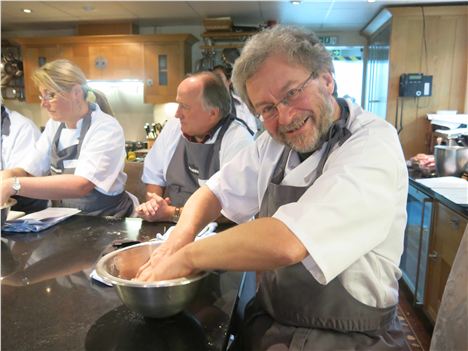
[38,91,57,102]
[256,72,316,122]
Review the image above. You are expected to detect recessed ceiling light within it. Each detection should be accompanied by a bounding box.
[290,0,301,5]
[22,8,32,14]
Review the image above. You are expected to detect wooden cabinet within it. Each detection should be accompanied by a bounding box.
[143,35,195,104]
[143,42,187,104]
[424,202,467,323]
[21,44,71,103]
[13,34,197,104]
[86,43,144,80]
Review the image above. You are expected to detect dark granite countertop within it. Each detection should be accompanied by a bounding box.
[1,216,243,351]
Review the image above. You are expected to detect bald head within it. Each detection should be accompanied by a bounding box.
[186,71,231,118]
[177,75,205,105]
[175,71,231,140]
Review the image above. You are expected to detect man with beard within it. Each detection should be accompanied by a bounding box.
[136,26,409,351]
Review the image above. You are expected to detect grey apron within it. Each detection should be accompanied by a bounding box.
[50,105,133,218]
[242,99,407,351]
[231,94,255,136]
[1,106,48,213]
[164,115,238,207]
[1,105,11,169]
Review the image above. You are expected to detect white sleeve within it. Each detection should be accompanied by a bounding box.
[73,115,126,192]
[273,124,408,284]
[141,118,180,186]
[206,140,262,223]
[219,121,255,166]
[19,119,58,176]
[4,114,41,169]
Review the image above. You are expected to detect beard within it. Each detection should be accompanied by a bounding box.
[270,88,335,153]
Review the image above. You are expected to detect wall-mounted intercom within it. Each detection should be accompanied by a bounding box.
[399,73,433,97]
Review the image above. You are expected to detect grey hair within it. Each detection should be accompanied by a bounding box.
[232,25,334,114]
[188,71,231,118]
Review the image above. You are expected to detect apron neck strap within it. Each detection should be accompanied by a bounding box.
[1,106,11,136]
[315,98,352,177]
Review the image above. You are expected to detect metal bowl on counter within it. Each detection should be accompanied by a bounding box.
[434,145,468,177]
[96,241,208,318]
[1,198,17,228]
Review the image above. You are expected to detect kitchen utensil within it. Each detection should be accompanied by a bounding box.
[222,48,240,65]
[155,123,163,134]
[196,48,216,71]
[1,198,17,228]
[95,241,209,318]
[125,141,136,153]
[143,123,149,137]
[434,145,468,177]
[135,141,144,150]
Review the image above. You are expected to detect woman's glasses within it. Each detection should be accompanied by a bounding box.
[38,91,57,102]
[256,72,316,122]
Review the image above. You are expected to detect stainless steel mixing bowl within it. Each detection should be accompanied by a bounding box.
[1,198,17,228]
[96,241,208,318]
[434,145,468,177]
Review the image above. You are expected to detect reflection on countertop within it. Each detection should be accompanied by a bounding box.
[1,215,243,351]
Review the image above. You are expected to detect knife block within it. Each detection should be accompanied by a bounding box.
[146,138,155,150]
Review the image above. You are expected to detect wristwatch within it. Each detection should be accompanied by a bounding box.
[172,207,181,223]
[12,177,21,195]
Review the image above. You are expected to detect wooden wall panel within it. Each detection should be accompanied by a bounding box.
[450,17,468,111]
[427,17,456,109]
[386,5,467,159]
[388,15,429,159]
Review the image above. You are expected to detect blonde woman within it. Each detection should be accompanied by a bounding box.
[0,59,133,217]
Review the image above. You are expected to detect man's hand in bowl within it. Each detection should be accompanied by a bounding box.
[134,243,196,282]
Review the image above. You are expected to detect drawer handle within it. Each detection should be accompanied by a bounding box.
[449,218,460,228]
[428,251,439,259]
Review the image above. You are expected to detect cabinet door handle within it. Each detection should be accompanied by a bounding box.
[414,197,433,306]
[95,56,107,70]
[449,217,460,228]
[146,79,153,87]
[428,251,438,259]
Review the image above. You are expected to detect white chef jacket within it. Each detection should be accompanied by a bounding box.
[231,93,260,136]
[19,105,127,195]
[1,108,41,170]
[206,100,409,308]
[142,117,254,187]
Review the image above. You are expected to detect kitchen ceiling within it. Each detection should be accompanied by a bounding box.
[1,0,464,33]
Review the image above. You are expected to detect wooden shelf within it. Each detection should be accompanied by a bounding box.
[200,43,244,50]
[202,31,258,41]
[201,30,258,51]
